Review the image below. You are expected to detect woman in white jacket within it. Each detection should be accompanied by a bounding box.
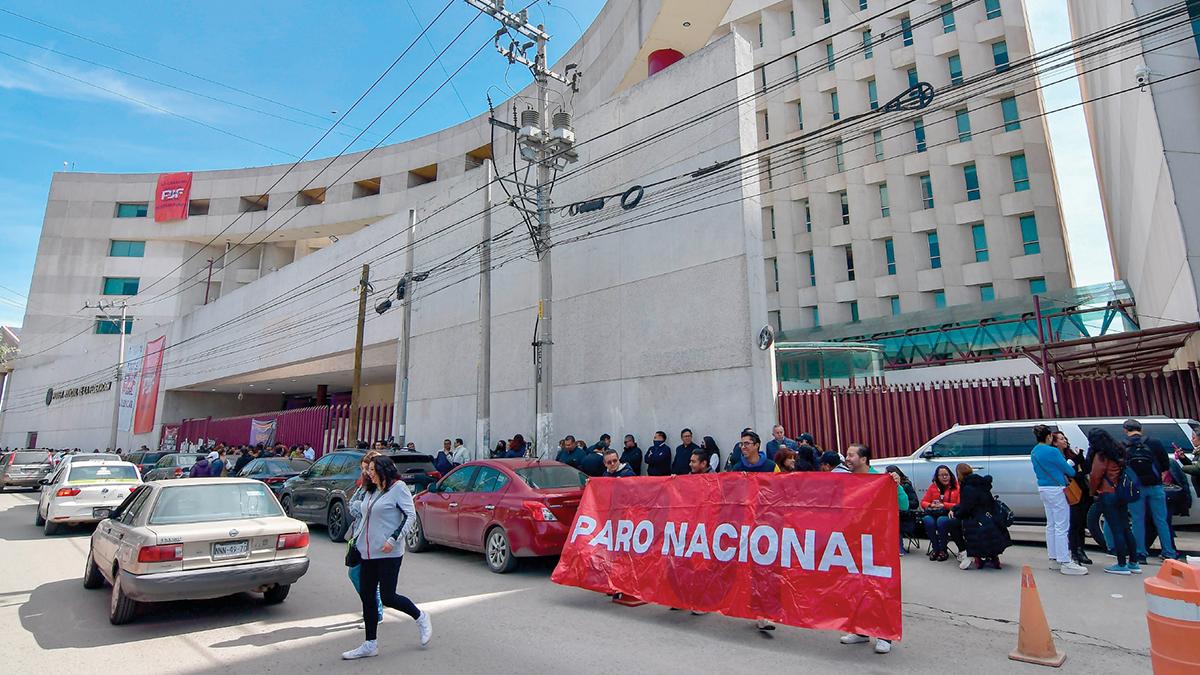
[342,455,432,660]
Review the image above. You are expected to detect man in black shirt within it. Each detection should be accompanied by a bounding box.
[1123,419,1178,562]
[672,429,701,475]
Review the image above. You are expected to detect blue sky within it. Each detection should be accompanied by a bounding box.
[0,1,1111,328]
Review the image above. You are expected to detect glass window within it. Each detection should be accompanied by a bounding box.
[985,0,1002,20]
[307,454,339,477]
[972,223,989,262]
[757,22,764,48]
[931,429,987,458]
[1080,423,1190,453]
[790,10,796,36]
[873,130,884,161]
[118,486,153,525]
[822,0,831,24]
[845,245,855,281]
[792,54,800,81]
[797,101,804,130]
[989,426,1045,456]
[68,464,140,482]
[95,317,134,335]
[1029,277,1047,295]
[438,466,478,493]
[914,118,926,152]
[840,191,850,225]
[1011,154,1030,191]
[879,183,890,217]
[799,148,808,179]
[885,237,896,275]
[103,277,139,295]
[941,3,956,32]
[515,465,587,489]
[964,163,980,201]
[835,141,845,172]
[850,301,860,322]
[762,111,770,140]
[927,232,941,269]
[149,483,283,525]
[993,41,1010,72]
[471,467,511,493]
[109,240,145,257]
[826,42,835,72]
[115,202,148,218]
[808,253,816,285]
[980,284,995,302]
[766,206,775,239]
[1001,96,1021,131]
[956,109,972,143]
[863,30,873,59]
[1020,214,1040,255]
[901,17,914,46]
[934,291,947,308]
[860,0,868,10]
[907,67,919,88]
[831,91,840,120]
[868,79,878,110]
[948,54,963,86]
[920,173,934,209]
[771,257,780,291]
[890,296,901,316]
[803,200,812,232]
[811,306,820,327]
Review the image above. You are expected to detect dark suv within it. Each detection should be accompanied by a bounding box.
[126,450,169,478]
[278,450,438,541]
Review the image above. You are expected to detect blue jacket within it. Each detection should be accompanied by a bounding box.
[353,481,416,560]
[765,437,798,461]
[555,446,587,469]
[580,451,606,477]
[731,452,776,473]
[602,464,636,478]
[645,442,673,476]
[672,443,700,475]
[620,446,643,475]
[1031,443,1074,487]
[434,451,455,474]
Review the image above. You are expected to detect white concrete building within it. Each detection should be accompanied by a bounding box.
[0,0,1073,450]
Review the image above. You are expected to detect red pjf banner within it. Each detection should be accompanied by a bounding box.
[154,172,192,222]
[133,336,166,434]
[551,472,902,640]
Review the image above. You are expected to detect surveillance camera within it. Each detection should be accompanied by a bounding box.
[1135,66,1152,88]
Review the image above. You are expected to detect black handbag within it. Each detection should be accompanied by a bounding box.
[345,538,362,567]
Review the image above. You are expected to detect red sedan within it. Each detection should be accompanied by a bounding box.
[405,459,586,573]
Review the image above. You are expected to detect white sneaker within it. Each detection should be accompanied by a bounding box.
[874,639,892,654]
[342,641,378,660]
[1048,560,1061,571]
[840,633,870,645]
[1060,561,1088,576]
[417,611,433,646]
[756,619,776,631]
[690,610,707,616]
[959,555,974,570]
[956,550,966,563]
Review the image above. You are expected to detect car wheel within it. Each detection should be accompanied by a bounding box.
[34,505,45,527]
[485,527,518,574]
[43,518,59,536]
[262,584,290,604]
[109,569,138,625]
[83,548,105,589]
[280,495,293,517]
[406,513,431,552]
[327,501,348,543]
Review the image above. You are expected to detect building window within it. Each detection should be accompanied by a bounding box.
[831,91,840,120]
[763,156,774,188]
[914,118,926,152]
[758,22,764,48]
[797,101,804,130]
[956,109,972,142]
[790,10,796,36]
[850,301,860,322]
[758,66,767,93]
[948,54,963,86]
[873,130,884,161]
[879,183,890,217]
[240,194,268,212]
[993,41,1010,72]
[108,240,145,257]
[769,310,782,333]
[860,0,868,10]
[1001,96,1021,131]
[867,79,878,110]
[822,0,831,24]
[808,253,817,285]
[187,199,209,216]
[811,306,821,327]
[885,237,896,275]
[766,206,776,239]
[934,291,947,308]
[803,200,812,232]
[964,163,981,201]
[985,0,1002,20]
[927,232,941,269]
[95,316,133,335]
[762,111,770,140]
[799,148,808,179]
[826,42,835,72]
[907,67,919,88]
[835,141,845,172]
[890,296,901,315]
[770,257,780,291]
[115,202,148,218]
[941,3,956,32]
[972,223,989,262]
[102,277,140,295]
[840,191,850,225]
[901,16,914,46]
[1010,154,1030,192]
[1020,214,1040,255]
[920,173,935,209]
[863,30,873,59]
[845,245,856,281]
[980,284,995,302]
[1029,277,1047,295]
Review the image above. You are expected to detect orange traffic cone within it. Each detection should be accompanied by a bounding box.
[1008,565,1066,667]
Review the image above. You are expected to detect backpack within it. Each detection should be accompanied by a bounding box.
[992,498,1015,529]
[1107,465,1142,505]
[1125,437,1160,485]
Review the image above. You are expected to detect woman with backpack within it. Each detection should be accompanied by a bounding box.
[949,463,1010,570]
[1087,428,1140,575]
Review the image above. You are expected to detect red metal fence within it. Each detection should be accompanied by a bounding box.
[176,403,394,456]
[778,365,1200,460]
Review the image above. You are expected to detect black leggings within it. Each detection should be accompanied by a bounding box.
[358,557,421,641]
[1068,496,1091,551]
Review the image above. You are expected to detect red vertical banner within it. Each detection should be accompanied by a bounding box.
[154,172,192,222]
[133,336,166,434]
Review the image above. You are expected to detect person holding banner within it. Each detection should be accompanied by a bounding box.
[838,443,897,654]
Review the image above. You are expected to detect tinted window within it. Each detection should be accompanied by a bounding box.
[473,467,510,493]
[119,487,153,525]
[990,426,1051,457]
[149,483,283,525]
[308,455,340,478]
[68,465,140,482]
[515,466,588,489]
[439,467,478,493]
[1080,423,1191,453]
[331,455,361,477]
[14,451,50,464]
[389,454,437,474]
[930,429,987,458]
[257,459,311,475]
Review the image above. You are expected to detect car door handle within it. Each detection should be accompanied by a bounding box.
[972,466,984,471]
[484,505,495,511]
[449,502,458,508]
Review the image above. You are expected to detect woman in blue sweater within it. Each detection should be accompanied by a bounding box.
[1030,425,1088,576]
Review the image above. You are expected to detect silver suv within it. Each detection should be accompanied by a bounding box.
[885,417,1199,525]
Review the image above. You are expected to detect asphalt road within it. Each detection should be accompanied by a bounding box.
[0,489,1163,674]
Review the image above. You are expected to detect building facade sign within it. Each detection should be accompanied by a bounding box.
[154,172,192,222]
[44,380,112,406]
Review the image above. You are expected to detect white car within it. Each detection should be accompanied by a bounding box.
[83,478,310,624]
[36,460,142,535]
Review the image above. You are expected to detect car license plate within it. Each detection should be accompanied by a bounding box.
[92,507,111,519]
[212,540,250,560]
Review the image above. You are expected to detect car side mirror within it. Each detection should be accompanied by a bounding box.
[920,448,936,460]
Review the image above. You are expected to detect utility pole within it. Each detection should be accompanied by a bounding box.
[347,264,370,446]
[392,210,417,447]
[467,0,580,458]
[476,163,493,460]
[84,300,127,452]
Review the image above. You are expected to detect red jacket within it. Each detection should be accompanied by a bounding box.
[920,483,960,510]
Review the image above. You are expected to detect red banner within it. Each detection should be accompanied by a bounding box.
[133,336,166,434]
[154,172,192,222]
[551,472,902,640]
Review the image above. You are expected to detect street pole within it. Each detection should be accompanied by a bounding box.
[347,264,370,446]
[203,259,214,305]
[532,34,555,460]
[393,209,416,447]
[85,300,127,452]
[476,164,492,460]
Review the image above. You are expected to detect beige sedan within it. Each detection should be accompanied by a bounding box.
[83,478,310,624]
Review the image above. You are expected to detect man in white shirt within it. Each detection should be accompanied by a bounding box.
[302,444,316,461]
[451,438,471,465]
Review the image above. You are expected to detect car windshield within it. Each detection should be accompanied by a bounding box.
[140,453,166,464]
[261,459,311,475]
[389,454,436,474]
[148,483,283,525]
[74,454,121,463]
[68,465,140,482]
[13,452,50,464]
[515,465,587,489]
